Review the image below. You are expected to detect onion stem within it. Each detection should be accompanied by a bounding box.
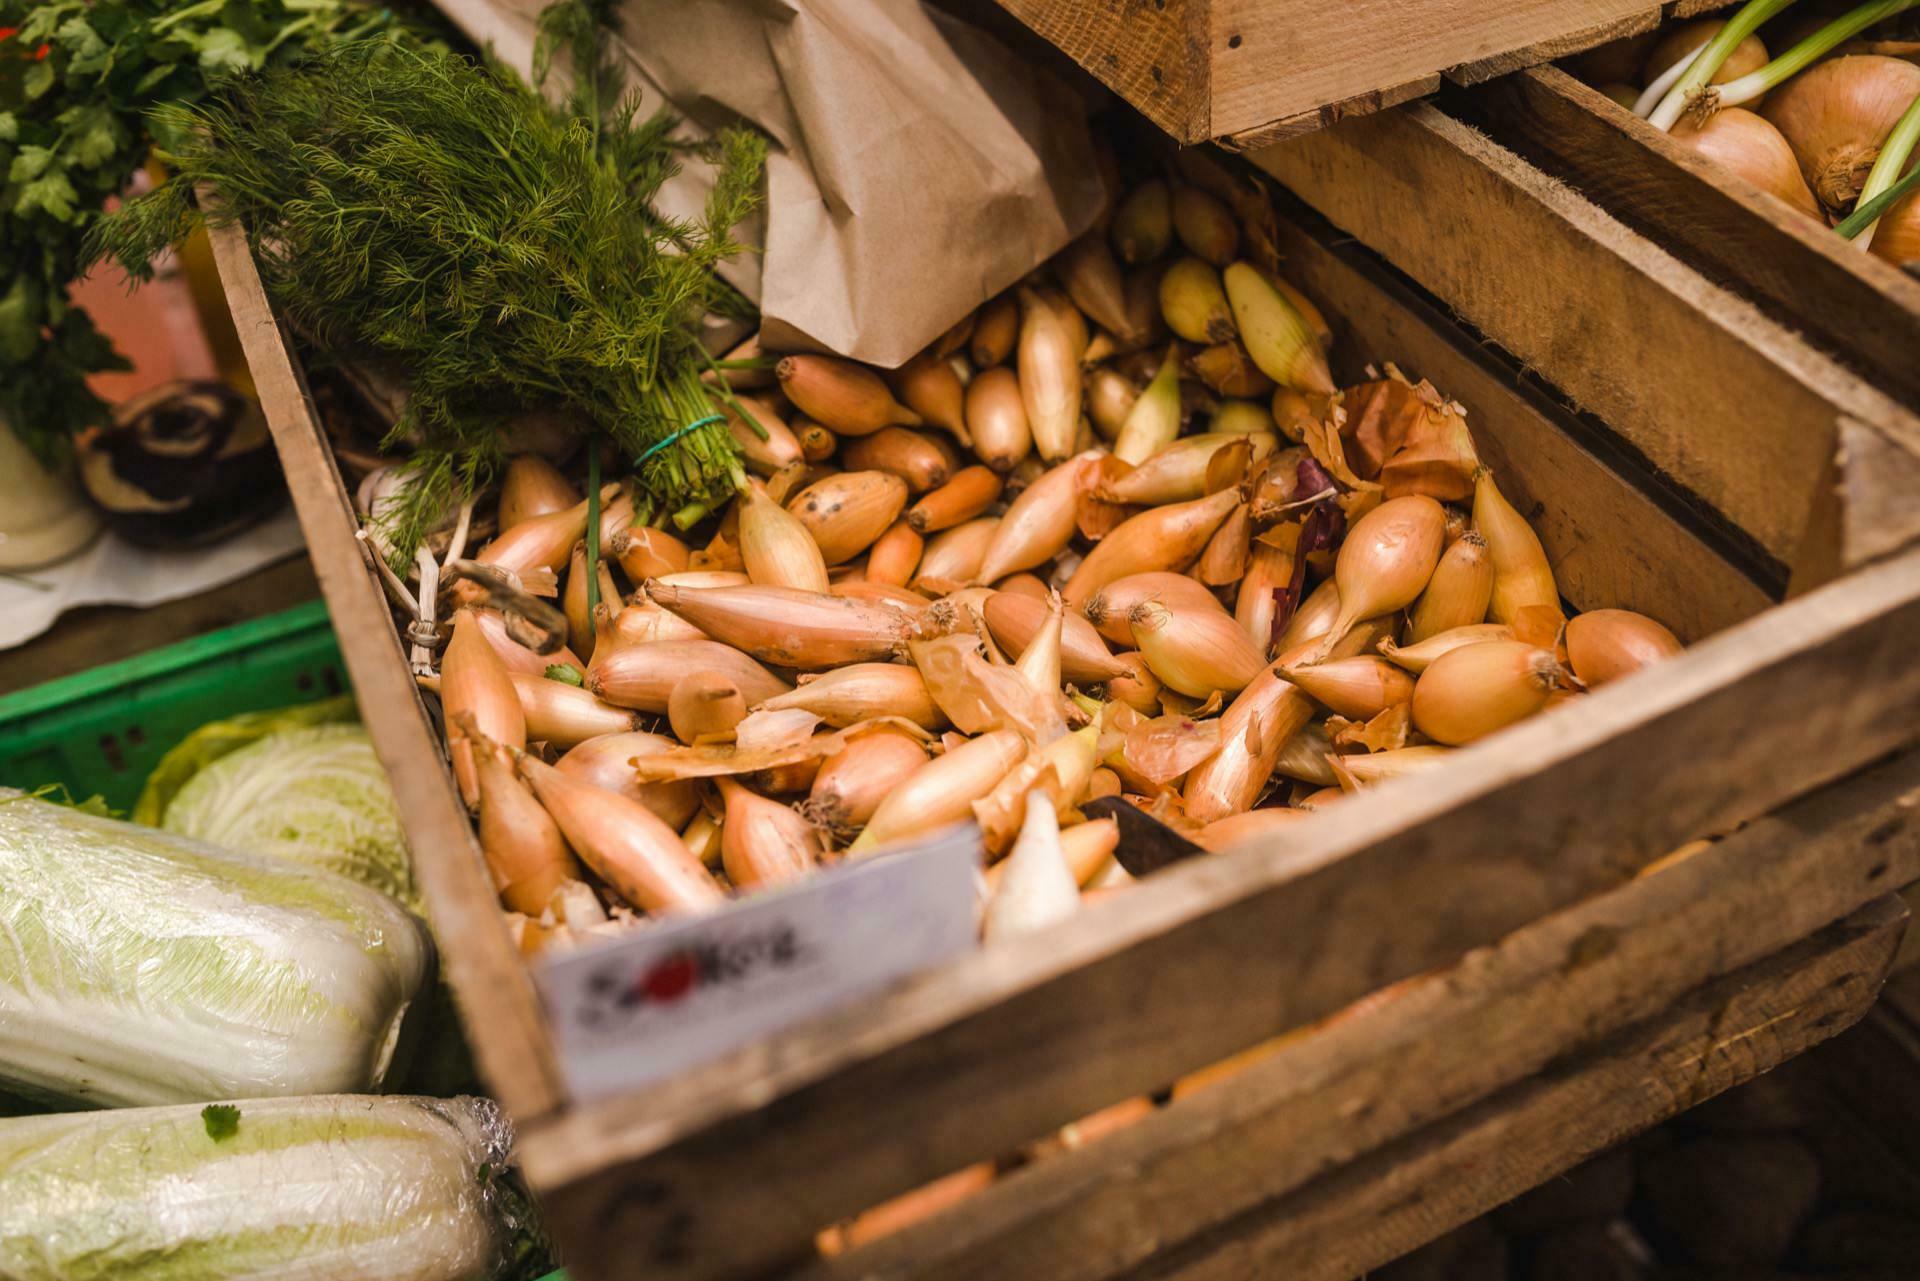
[1649,0,1804,131]
[1711,0,1920,112]
[1635,44,1706,117]
[1852,90,1920,245]
[1837,162,1920,236]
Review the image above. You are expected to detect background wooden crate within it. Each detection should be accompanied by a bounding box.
[985,0,1738,147]
[206,93,1920,1281]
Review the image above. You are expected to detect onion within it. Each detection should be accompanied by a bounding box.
[1082,570,1230,646]
[725,396,804,475]
[964,367,1033,472]
[1406,529,1493,643]
[1275,577,1343,652]
[916,517,1001,589]
[555,730,700,829]
[1644,19,1768,93]
[1763,55,1920,215]
[983,792,1078,941]
[738,479,830,592]
[605,598,706,647]
[1673,108,1822,216]
[1131,600,1267,697]
[441,609,526,808]
[716,778,821,891]
[498,454,578,531]
[1106,651,1163,714]
[797,420,837,463]
[1159,259,1236,345]
[509,672,638,748]
[977,454,1092,585]
[1565,608,1683,685]
[806,728,929,837]
[645,581,911,669]
[1111,179,1172,263]
[1112,345,1185,465]
[1273,719,1338,785]
[1235,540,1295,646]
[842,428,957,493]
[1410,639,1563,745]
[457,491,595,603]
[888,350,968,442]
[908,465,1004,533]
[1016,287,1084,461]
[1315,495,1449,658]
[970,292,1019,367]
[1195,501,1253,587]
[1869,186,1920,264]
[588,639,790,713]
[1274,656,1414,720]
[1062,489,1241,609]
[852,728,1027,852]
[1332,745,1452,789]
[473,608,585,679]
[1172,185,1240,265]
[1222,262,1336,395]
[1378,623,1512,673]
[471,730,583,914]
[865,520,924,587]
[1473,469,1559,624]
[757,663,947,730]
[789,471,908,564]
[777,354,920,436]
[563,541,619,660]
[1087,368,1139,442]
[1101,431,1277,505]
[611,525,691,582]
[1193,807,1309,851]
[1057,232,1137,342]
[516,752,724,914]
[668,672,749,744]
[983,591,1126,683]
[1190,341,1275,398]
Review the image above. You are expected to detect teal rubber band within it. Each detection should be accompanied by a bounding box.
[636,414,725,467]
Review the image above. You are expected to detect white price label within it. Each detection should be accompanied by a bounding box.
[537,825,982,1102]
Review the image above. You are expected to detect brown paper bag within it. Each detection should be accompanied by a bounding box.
[432,0,1104,366]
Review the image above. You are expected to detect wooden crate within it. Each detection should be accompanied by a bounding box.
[986,0,1737,147]
[1459,64,1920,420]
[208,108,1920,1279]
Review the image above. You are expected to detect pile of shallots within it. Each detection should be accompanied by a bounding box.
[424,168,1686,954]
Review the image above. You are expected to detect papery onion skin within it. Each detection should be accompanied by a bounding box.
[1565,608,1683,686]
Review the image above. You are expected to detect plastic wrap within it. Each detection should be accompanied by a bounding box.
[0,1094,521,1280]
[0,792,430,1107]
[159,722,418,906]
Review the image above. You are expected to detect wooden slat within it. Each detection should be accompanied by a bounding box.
[1264,191,1771,638]
[991,0,1207,142]
[1464,67,1920,413]
[1248,103,1920,576]
[1125,897,1908,1281]
[204,221,568,1121]
[521,543,1920,1281]
[800,747,1920,1281]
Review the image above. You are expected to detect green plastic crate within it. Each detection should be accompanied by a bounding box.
[0,600,347,812]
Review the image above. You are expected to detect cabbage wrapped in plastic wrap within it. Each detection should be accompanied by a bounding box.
[0,1094,520,1280]
[160,723,417,906]
[0,792,430,1106]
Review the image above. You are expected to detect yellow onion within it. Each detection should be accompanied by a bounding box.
[1332,745,1452,789]
[1104,431,1276,505]
[1271,274,1333,348]
[1181,619,1392,822]
[1673,109,1821,217]
[916,517,1001,588]
[777,353,921,436]
[984,590,1125,683]
[806,728,929,837]
[1213,399,1276,437]
[1565,608,1683,685]
[739,479,830,592]
[646,581,910,668]
[1111,345,1184,466]
[657,569,751,589]
[471,728,583,914]
[1378,622,1512,673]
[517,752,724,914]
[1316,495,1448,657]
[789,471,909,564]
[797,419,837,464]
[1763,56,1920,215]
[1016,287,1083,461]
[1159,258,1236,345]
[1106,651,1163,714]
[725,395,805,475]
[888,350,968,442]
[865,520,924,587]
[1222,262,1336,395]
[1111,179,1172,263]
[1012,595,1064,698]
[1171,185,1240,265]
[611,525,691,583]
[981,815,1123,893]
[1087,368,1139,443]
[563,540,620,659]
[1131,599,1267,697]
[1644,18,1768,94]
[1057,232,1137,341]
[604,598,706,647]
[964,366,1033,472]
[498,454,578,531]
[983,792,1078,941]
[908,465,1004,533]
[716,778,820,891]
[1273,656,1414,719]
[832,582,931,615]
[1062,489,1241,609]
[1193,807,1309,851]
[997,573,1050,600]
[1275,577,1343,652]
[1870,186,1920,266]
[1296,785,1344,810]
[1120,265,1167,351]
[1410,639,1563,745]
[852,728,1027,852]
[977,453,1092,585]
[1190,341,1275,398]
[970,292,1019,367]
[758,662,946,730]
[1407,529,1493,643]
[588,639,790,713]
[1473,469,1559,624]
[510,672,640,748]
[473,607,585,679]
[555,730,700,829]
[1236,540,1294,647]
[458,491,597,602]
[667,671,748,744]
[682,809,722,868]
[842,427,958,493]
[1082,570,1230,646]
[1037,286,1089,362]
[441,608,526,808]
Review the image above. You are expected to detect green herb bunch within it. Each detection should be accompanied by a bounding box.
[0,0,407,465]
[88,33,767,552]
